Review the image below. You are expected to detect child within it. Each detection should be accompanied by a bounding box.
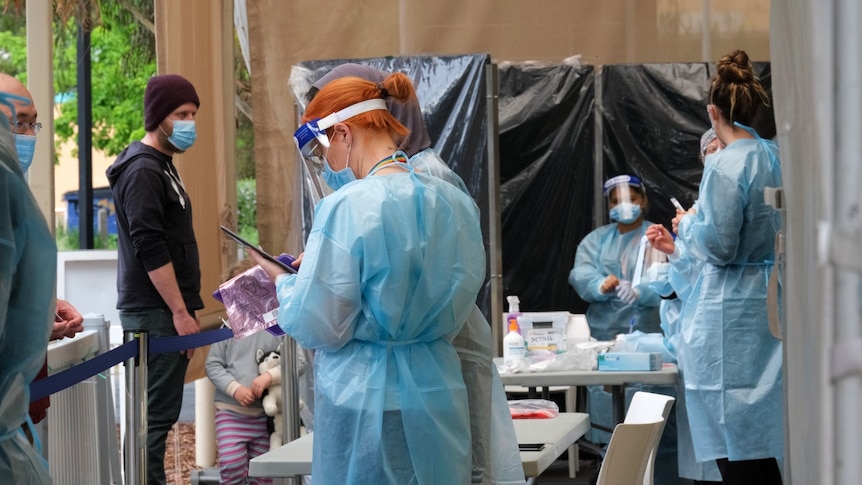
[205,259,282,485]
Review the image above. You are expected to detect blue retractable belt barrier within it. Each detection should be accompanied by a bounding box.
[29,326,235,402]
[148,327,234,355]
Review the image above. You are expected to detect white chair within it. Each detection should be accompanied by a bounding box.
[624,391,675,485]
[595,418,665,485]
[596,391,675,485]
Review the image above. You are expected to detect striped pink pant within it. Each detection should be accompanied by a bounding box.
[215,409,273,484]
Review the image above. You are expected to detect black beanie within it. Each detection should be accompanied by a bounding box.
[143,74,200,132]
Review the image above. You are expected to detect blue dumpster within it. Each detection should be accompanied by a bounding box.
[63,187,118,235]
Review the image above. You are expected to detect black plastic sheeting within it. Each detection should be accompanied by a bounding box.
[500,62,773,315]
[497,62,596,314]
[287,55,775,321]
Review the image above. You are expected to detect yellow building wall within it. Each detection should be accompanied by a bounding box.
[53,137,113,227]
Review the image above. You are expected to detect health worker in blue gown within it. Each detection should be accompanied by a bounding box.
[645,128,725,484]
[647,49,783,485]
[569,174,663,342]
[0,81,56,484]
[569,174,664,446]
[250,73,485,484]
[307,63,524,485]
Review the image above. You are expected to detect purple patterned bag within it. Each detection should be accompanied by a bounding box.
[214,256,294,338]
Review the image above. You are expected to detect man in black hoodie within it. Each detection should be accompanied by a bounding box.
[107,73,203,485]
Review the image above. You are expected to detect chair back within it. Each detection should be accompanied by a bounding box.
[623,391,675,485]
[595,418,665,485]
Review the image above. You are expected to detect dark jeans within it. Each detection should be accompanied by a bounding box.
[716,457,783,485]
[121,308,191,485]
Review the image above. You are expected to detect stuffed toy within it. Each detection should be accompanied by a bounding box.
[256,346,283,450]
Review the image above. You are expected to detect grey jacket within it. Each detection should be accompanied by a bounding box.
[205,330,282,416]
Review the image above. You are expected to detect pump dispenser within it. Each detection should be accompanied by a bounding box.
[506,295,521,314]
[503,318,527,367]
[506,295,521,335]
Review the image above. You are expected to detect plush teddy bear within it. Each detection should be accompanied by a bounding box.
[256,346,283,450]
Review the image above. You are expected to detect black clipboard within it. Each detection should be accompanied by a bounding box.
[220,225,297,274]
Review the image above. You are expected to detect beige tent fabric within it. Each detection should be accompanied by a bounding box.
[238,0,771,253]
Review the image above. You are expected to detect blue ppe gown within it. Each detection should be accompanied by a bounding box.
[275,167,485,484]
[649,253,722,483]
[569,220,662,341]
[570,220,663,444]
[0,118,56,484]
[411,148,525,485]
[676,126,784,463]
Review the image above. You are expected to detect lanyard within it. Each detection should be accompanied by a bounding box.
[368,153,408,175]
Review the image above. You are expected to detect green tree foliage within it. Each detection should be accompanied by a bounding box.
[52,18,155,156]
[3,1,258,236]
[0,15,26,76]
[1,7,156,157]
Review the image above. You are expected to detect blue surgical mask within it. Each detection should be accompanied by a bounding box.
[1,91,37,172]
[14,134,36,173]
[610,202,641,224]
[168,120,196,151]
[322,157,356,191]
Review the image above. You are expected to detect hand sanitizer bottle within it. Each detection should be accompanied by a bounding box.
[506,295,521,335]
[503,318,527,367]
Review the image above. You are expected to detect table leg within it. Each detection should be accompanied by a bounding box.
[610,384,625,424]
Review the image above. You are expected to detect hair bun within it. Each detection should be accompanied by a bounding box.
[716,49,755,84]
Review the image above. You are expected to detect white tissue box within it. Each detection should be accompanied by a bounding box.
[597,352,662,371]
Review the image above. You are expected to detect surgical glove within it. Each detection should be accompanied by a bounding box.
[616,280,639,304]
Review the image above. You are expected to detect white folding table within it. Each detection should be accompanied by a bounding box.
[249,412,591,479]
[498,361,678,425]
[500,361,679,477]
[513,412,591,477]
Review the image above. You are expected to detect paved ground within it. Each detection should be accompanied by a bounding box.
[179,381,197,422]
[536,456,599,484]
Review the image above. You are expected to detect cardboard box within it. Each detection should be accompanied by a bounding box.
[597,352,663,371]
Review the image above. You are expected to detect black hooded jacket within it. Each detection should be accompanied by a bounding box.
[106,141,203,311]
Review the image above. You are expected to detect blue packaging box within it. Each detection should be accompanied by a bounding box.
[597,352,662,371]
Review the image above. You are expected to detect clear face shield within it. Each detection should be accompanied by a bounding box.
[294,120,330,173]
[293,98,389,202]
[700,128,724,163]
[294,119,333,202]
[603,174,644,224]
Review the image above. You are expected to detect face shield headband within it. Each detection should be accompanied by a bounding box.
[293,98,388,173]
[602,174,644,197]
[603,174,645,224]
